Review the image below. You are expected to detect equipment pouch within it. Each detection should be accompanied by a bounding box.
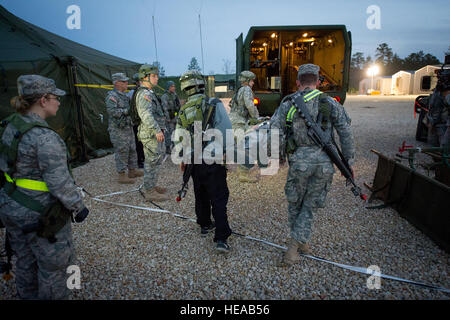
[286,136,297,154]
[38,201,72,243]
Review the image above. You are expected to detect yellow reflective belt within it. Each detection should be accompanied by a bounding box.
[4,173,49,192]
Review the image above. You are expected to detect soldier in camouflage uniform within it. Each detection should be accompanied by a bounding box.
[127,73,145,168]
[0,75,89,299]
[106,73,143,184]
[161,81,181,155]
[229,71,260,183]
[135,64,170,202]
[269,64,355,265]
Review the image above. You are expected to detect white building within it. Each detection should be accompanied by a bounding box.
[412,65,441,95]
[359,76,392,95]
[391,71,415,95]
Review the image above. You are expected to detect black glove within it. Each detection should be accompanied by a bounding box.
[75,207,89,223]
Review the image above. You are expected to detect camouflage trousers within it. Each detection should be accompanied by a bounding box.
[0,191,75,300]
[109,125,138,173]
[141,135,165,190]
[284,161,334,244]
[232,123,252,171]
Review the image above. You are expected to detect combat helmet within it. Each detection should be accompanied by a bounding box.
[179,70,205,96]
[138,64,159,80]
[239,70,256,83]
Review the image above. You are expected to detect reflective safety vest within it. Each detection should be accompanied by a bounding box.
[286,89,324,126]
[284,89,333,154]
[0,113,53,213]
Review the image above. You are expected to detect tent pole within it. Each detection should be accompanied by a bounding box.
[68,58,88,163]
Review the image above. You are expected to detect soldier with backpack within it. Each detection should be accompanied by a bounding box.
[174,70,233,253]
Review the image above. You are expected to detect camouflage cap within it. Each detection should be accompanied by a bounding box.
[112,73,129,82]
[17,75,66,96]
[297,64,320,78]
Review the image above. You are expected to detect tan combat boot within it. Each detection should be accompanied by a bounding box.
[297,242,311,255]
[143,188,170,202]
[154,186,167,194]
[118,172,136,184]
[128,168,144,178]
[237,166,257,183]
[284,238,301,265]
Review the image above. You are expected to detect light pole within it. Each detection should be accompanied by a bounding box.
[367,65,379,94]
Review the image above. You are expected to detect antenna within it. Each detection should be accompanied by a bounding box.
[152,15,158,62]
[198,14,205,73]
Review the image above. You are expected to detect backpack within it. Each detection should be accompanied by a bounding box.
[177,95,220,133]
[130,86,146,126]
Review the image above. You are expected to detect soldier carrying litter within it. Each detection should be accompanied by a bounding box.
[229,70,260,183]
[269,64,356,265]
[105,73,143,184]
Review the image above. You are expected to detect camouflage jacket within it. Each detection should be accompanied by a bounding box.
[105,89,132,130]
[270,88,355,165]
[135,87,167,140]
[0,113,85,213]
[161,91,181,120]
[229,85,259,126]
[428,89,449,126]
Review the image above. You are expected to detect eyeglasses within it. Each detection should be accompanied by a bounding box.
[45,96,61,101]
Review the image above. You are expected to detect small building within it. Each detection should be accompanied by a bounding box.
[391,71,414,95]
[413,65,441,95]
[212,74,236,98]
[359,76,392,95]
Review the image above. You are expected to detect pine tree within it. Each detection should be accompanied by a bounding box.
[187,57,201,72]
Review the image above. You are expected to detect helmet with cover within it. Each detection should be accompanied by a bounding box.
[179,70,205,96]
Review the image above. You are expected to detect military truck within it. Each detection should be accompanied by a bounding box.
[236,25,352,115]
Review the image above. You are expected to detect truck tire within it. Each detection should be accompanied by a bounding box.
[415,109,428,142]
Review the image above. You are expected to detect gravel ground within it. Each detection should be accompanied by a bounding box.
[1,95,449,300]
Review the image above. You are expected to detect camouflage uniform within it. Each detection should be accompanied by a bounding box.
[0,75,87,299]
[135,87,166,190]
[105,87,138,173]
[427,89,449,147]
[229,85,259,136]
[161,85,180,153]
[270,65,355,245]
[230,74,259,177]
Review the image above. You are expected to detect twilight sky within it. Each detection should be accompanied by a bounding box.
[1,0,449,75]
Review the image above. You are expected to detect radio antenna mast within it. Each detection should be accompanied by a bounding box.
[198,14,205,73]
[152,15,158,62]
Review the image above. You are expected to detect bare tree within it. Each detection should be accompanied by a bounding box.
[222,59,232,74]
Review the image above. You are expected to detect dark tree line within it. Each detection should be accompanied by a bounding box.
[349,43,446,90]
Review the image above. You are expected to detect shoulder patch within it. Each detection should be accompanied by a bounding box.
[109,96,117,103]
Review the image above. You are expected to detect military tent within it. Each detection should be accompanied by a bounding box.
[0,5,141,165]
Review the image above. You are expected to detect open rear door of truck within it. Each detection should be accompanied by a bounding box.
[235,33,243,87]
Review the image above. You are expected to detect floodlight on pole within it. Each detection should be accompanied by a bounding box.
[367,65,379,93]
